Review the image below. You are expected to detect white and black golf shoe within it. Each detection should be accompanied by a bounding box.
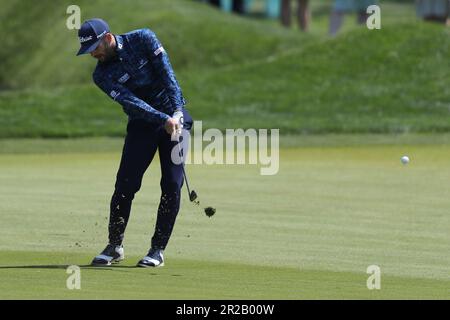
[137,248,164,268]
[91,244,124,266]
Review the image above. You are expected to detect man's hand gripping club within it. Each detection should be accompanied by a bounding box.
[164,110,183,141]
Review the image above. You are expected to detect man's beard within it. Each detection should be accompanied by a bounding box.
[100,41,117,63]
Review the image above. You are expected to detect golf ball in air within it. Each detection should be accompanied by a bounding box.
[401,156,410,164]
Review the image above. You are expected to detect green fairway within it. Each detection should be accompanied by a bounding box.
[0,251,448,299]
[0,137,449,299]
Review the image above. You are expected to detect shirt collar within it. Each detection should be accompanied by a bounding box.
[114,34,125,55]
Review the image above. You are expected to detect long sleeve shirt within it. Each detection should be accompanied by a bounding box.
[93,28,186,126]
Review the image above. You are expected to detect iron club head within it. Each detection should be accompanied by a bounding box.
[189,190,200,205]
[189,190,197,202]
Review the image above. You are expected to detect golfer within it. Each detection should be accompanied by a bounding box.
[76,18,193,267]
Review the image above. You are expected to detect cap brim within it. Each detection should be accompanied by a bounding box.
[76,39,102,56]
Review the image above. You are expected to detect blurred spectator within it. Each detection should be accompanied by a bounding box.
[329,0,379,36]
[208,0,221,7]
[204,0,246,14]
[416,0,449,24]
[281,0,310,31]
[233,0,246,14]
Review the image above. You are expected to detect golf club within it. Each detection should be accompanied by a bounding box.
[176,129,216,217]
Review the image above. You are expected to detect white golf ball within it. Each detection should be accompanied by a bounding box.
[401,156,410,165]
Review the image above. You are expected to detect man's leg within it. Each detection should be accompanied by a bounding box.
[109,120,159,246]
[151,110,193,250]
[329,10,344,36]
[330,0,353,36]
[281,0,292,27]
[297,0,309,31]
[357,11,369,25]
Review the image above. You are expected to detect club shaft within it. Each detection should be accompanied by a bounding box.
[177,137,192,198]
[181,163,191,196]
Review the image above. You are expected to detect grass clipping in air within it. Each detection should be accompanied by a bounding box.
[189,190,216,217]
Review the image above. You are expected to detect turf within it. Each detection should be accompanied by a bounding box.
[0,137,449,299]
[0,251,448,299]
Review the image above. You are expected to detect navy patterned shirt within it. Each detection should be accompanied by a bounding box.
[93,28,186,126]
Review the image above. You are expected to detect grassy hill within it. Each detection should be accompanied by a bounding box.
[188,22,450,134]
[0,0,448,137]
[0,0,306,90]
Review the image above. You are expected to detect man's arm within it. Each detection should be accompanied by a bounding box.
[93,72,170,126]
[140,29,185,112]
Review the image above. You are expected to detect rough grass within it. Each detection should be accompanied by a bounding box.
[0,0,448,137]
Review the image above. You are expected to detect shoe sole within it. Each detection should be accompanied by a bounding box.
[91,257,124,267]
[136,262,164,268]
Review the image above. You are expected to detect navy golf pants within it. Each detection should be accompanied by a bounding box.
[108,108,193,250]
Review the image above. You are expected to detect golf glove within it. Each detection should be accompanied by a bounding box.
[172,110,184,141]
